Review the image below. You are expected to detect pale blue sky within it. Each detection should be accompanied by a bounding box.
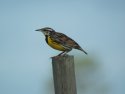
[0,0,125,94]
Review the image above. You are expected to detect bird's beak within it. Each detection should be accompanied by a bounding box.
[35,29,41,31]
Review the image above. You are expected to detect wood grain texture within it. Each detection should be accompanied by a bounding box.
[52,55,77,94]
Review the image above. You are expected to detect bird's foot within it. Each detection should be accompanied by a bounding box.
[51,54,69,59]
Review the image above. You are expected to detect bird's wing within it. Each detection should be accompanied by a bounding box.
[50,32,79,48]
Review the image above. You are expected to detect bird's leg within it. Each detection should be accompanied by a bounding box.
[51,51,66,59]
[58,49,71,56]
[58,51,66,56]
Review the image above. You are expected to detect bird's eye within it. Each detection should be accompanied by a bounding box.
[46,31,50,34]
[44,29,47,31]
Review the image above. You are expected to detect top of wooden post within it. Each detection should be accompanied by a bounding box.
[52,55,74,62]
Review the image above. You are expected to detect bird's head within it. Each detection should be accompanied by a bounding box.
[35,27,55,36]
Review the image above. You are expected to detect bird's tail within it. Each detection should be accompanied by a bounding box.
[78,47,88,55]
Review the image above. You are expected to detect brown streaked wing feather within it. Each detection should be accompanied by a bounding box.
[50,32,66,44]
[50,32,80,48]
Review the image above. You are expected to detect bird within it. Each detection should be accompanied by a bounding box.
[36,27,87,56]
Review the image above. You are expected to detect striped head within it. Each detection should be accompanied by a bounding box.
[35,27,55,36]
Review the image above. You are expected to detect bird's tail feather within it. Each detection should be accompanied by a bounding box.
[78,47,88,55]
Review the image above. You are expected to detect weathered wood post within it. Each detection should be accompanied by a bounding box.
[52,55,77,94]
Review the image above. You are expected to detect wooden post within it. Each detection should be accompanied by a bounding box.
[52,55,77,94]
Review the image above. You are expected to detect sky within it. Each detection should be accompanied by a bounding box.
[0,0,125,94]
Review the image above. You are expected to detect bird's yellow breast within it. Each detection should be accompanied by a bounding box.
[47,36,66,51]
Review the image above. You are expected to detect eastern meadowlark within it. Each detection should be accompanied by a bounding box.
[36,27,87,56]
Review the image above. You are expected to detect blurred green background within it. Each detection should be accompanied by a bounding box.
[0,0,125,94]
